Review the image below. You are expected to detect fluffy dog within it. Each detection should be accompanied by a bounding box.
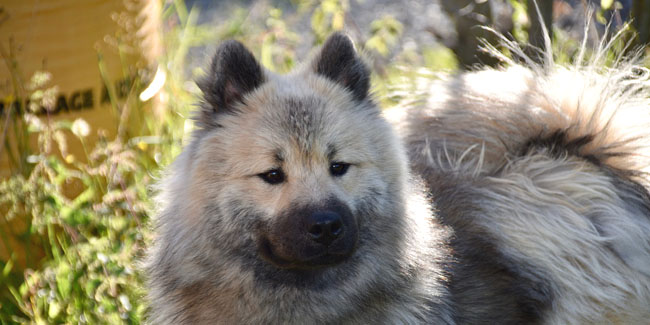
[147,33,650,324]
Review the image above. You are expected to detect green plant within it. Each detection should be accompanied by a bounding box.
[0,59,152,325]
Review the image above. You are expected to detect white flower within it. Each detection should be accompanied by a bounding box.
[71,118,90,138]
[119,294,132,311]
[96,253,108,263]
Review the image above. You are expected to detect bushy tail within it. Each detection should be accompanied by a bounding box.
[392,23,650,323]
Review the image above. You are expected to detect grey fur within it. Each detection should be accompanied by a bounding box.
[147,33,650,324]
[394,43,650,322]
[313,33,370,102]
[197,40,266,127]
[148,33,453,324]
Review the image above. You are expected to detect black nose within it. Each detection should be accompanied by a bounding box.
[307,211,344,246]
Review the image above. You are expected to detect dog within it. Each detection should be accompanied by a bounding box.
[147,32,650,323]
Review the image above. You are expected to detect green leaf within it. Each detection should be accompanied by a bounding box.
[85,279,102,297]
[595,10,607,25]
[2,257,14,278]
[48,301,61,319]
[56,262,72,300]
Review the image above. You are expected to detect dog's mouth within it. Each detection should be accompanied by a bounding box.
[257,238,355,270]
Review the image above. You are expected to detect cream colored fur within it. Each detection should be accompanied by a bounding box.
[392,40,650,323]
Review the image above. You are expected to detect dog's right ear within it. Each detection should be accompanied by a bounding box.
[313,33,370,102]
[199,40,265,120]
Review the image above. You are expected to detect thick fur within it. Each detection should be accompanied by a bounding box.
[147,33,453,324]
[148,32,650,324]
[390,38,650,323]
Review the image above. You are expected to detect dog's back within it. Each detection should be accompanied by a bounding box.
[396,54,650,323]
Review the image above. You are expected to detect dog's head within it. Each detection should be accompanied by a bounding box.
[172,33,409,284]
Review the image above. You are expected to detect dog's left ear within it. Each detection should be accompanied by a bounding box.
[313,33,370,101]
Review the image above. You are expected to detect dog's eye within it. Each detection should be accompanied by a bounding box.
[329,162,350,177]
[258,169,285,185]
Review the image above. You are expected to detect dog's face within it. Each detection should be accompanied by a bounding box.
[183,34,407,284]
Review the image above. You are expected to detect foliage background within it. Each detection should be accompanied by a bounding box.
[0,0,648,323]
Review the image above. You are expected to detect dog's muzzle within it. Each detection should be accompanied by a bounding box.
[257,199,359,269]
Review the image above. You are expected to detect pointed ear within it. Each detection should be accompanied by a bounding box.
[199,40,265,117]
[313,33,370,101]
